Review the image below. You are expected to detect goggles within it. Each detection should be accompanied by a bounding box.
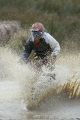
[32,31,43,38]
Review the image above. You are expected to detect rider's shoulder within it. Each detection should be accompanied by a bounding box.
[43,32,55,42]
[27,37,34,42]
[25,38,34,46]
[43,32,51,37]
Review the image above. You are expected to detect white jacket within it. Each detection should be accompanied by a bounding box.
[31,32,60,56]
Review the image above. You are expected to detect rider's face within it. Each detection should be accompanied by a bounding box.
[32,31,43,39]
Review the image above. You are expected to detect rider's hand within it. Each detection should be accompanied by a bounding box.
[50,53,57,64]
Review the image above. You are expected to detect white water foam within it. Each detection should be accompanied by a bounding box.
[0,47,80,119]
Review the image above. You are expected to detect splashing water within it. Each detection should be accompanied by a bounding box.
[0,47,80,120]
[25,53,80,110]
[0,47,36,119]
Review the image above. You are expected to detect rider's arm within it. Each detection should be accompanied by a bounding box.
[22,40,34,62]
[43,32,60,57]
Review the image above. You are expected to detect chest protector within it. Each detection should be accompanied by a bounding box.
[33,38,52,58]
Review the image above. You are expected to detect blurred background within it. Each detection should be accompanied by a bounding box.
[0,0,80,53]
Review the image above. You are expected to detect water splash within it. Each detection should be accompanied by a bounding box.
[0,47,80,111]
[26,53,80,109]
[0,47,36,102]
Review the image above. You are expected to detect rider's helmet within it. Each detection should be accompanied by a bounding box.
[31,22,45,32]
[31,22,45,39]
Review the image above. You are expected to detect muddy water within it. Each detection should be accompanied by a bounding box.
[0,47,80,120]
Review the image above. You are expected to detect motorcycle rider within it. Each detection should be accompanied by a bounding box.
[22,22,60,65]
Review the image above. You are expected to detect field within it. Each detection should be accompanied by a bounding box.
[0,0,80,46]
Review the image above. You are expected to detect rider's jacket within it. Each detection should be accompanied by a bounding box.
[23,32,60,59]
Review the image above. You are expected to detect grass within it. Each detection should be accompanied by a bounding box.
[7,29,29,54]
[0,0,80,48]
